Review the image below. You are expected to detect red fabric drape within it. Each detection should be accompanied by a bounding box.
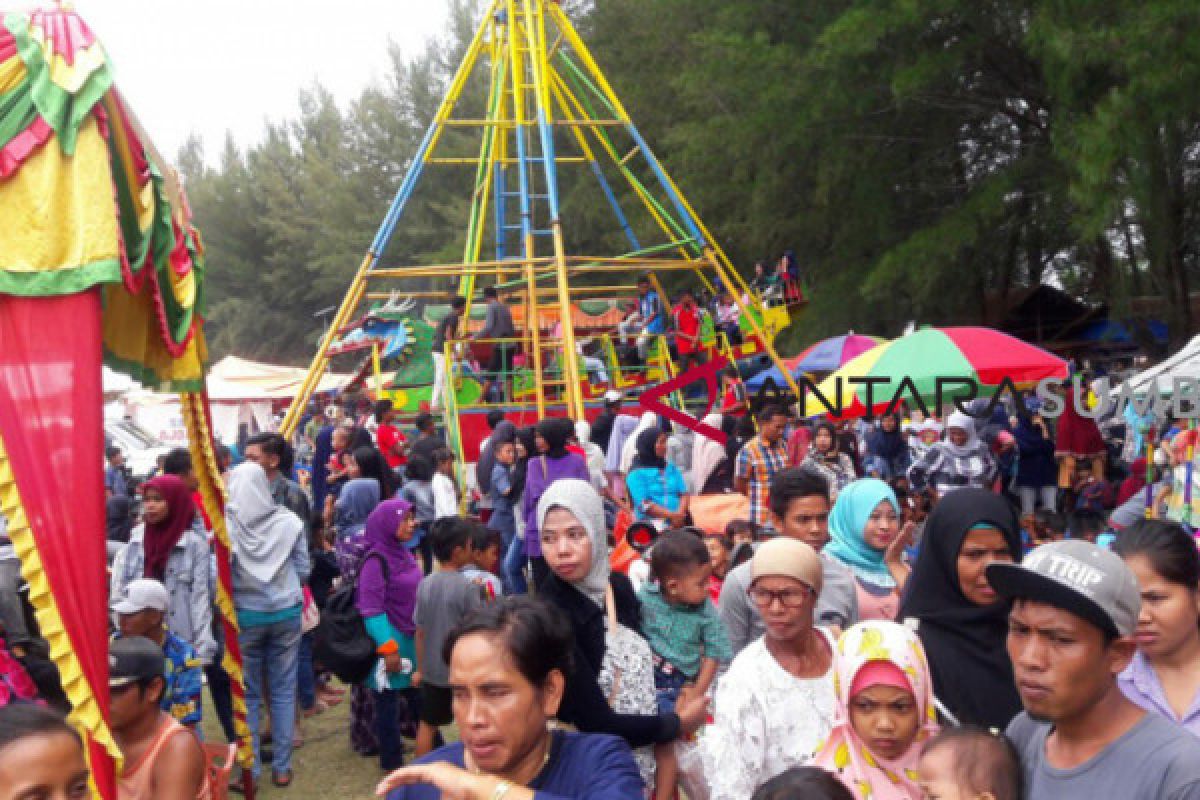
[0,290,115,798]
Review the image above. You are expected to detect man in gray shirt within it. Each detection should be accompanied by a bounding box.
[989,539,1200,800]
[719,467,858,653]
[473,286,516,403]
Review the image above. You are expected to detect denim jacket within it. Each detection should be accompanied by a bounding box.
[111,523,216,665]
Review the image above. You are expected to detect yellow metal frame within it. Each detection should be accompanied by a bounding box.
[280,0,804,441]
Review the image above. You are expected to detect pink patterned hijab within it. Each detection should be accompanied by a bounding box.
[811,620,940,800]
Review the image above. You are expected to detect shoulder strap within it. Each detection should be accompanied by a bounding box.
[356,551,390,589]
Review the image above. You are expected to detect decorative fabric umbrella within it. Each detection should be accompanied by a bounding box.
[799,327,1069,418]
[0,8,253,796]
[746,333,885,391]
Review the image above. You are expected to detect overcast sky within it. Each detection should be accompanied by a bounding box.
[76,0,452,162]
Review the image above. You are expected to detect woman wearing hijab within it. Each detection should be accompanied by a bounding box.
[906,410,997,498]
[110,474,215,665]
[1117,456,1148,506]
[864,414,910,480]
[620,412,659,475]
[536,480,707,789]
[1054,386,1107,486]
[1013,411,1058,514]
[227,462,310,787]
[802,421,857,500]
[357,500,423,772]
[333,476,386,754]
[692,413,731,494]
[812,621,940,800]
[824,480,906,620]
[897,488,1022,729]
[573,420,608,491]
[626,428,690,528]
[521,418,591,591]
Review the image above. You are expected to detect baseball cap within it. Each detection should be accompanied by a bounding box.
[111,579,169,615]
[986,539,1141,638]
[604,390,622,405]
[109,636,165,687]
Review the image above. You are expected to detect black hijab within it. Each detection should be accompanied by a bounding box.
[537,417,575,459]
[812,420,840,458]
[632,428,666,469]
[867,414,906,461]
[511,426,538,499]
[477,420,516,495]
[898,488,1023,729]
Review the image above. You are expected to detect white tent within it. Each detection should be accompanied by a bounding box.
[102,365,137,398]
[109,356,352,446]
[1129,334,1200,394]
[207,355,351,400]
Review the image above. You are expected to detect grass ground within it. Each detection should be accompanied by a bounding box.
[201,686,408,800]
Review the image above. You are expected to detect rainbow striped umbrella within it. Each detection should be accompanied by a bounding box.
[746,333,885,391]
[799,327,1069,418]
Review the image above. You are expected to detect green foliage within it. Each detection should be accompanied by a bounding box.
[183,0,1200,364]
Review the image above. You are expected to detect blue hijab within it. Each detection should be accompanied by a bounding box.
[824,478,901,587]
[334,477,381,539]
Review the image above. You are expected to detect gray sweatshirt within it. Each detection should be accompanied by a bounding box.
[718,548,859,655]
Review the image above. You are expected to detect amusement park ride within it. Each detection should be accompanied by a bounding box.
[279,0,806,466]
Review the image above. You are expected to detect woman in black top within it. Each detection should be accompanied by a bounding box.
[534,479,707,752]
[897,488,1023,729]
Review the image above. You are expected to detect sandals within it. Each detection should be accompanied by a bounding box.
[272,769,293,788]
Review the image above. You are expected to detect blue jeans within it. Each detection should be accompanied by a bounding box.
[502,533,528,595]
[653,662,688,715]
[297,632,316,711]
[240,615,302,777]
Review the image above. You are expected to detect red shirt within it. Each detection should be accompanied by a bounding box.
[675,304,701,355]
[708,573,724,605]
[376,423,407,469]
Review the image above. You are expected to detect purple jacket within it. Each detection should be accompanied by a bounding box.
[522,453,591,557]
[356,499,422,635]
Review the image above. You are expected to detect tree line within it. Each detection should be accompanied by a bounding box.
[178,0,1200,363]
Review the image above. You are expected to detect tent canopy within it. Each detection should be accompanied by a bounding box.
[207,355,350,400]
[1129,334,1200,394]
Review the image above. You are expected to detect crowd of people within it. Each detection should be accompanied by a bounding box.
[4,374,1200,800]
[430,265,804,410]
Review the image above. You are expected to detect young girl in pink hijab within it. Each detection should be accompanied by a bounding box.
[812,620,940,800]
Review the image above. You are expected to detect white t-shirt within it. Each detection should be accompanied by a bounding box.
[432,473,457,519]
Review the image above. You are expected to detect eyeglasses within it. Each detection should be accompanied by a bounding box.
[748,585,812,609]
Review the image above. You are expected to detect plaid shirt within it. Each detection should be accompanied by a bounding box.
[637,584,732,679]
[907,443,997,496]
[736,436,790,526]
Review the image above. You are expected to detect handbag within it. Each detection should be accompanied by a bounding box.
[300,586,320,634]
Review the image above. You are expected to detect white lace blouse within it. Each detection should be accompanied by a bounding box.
[597,621,659,794]
[700,630,837,800]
